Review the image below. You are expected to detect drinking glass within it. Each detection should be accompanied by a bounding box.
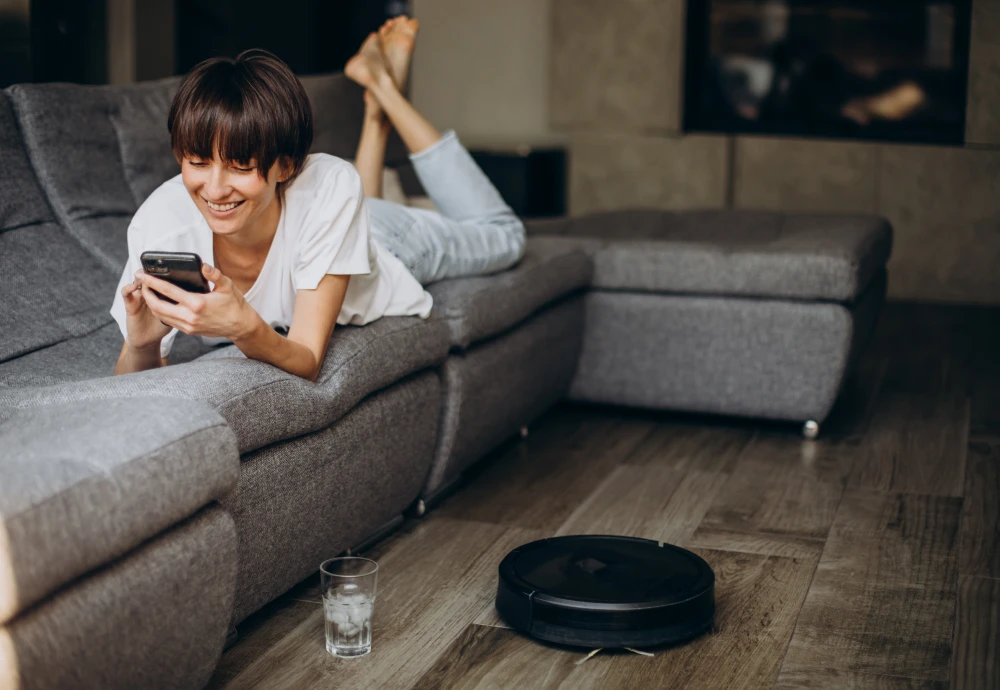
[320,557,379,658]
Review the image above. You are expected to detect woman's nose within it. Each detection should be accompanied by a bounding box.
[204,165,233,199]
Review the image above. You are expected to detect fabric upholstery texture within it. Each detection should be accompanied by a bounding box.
[226,372,439,623]
[0,506,237,690]
[423,295,585,498]
[0,94,53,232]
[0,95,118,365]
[0,316,450,454]
[300,73,410,165]
[0,324,218,389]
[570,272,887,423]
[107,77,181,205]
[0,225,118,365]
[427,236,593,349]
[0,396,238,623]
[6,82,175,271]
[527,209,892,303]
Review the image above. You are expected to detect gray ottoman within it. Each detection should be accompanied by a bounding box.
[528,209,892,437]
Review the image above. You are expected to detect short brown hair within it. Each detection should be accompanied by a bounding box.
[168,49,313,189]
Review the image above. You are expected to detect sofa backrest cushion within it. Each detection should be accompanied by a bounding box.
[8,73,408,273]
[109,77,183,205]
[0,95,52,231]
[300,73,409,164]
[0,94,117,364]
[7,81,167,272]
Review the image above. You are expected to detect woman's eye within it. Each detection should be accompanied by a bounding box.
[188,161,207,167]
[233,166,255,174]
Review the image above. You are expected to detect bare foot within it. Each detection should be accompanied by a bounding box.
[345,32,391,92]
[378,16,419,91]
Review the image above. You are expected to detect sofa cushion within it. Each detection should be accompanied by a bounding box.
[0,224,118,365]
[7,81,177,271]
[527,209,892,303]
[0,94,52,232]
[300,73,410,165]
[0,95,119,364]
[427,236,593,349]
[108,77,182,205]
[0,316,450,453]
[0,396,239,624]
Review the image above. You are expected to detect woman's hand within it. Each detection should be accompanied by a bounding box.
[137,263,259,341]
[122,271,172,351]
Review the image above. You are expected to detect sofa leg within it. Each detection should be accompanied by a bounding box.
[802,420,820,440]
[413,499,427,517]
[520,425,529,439]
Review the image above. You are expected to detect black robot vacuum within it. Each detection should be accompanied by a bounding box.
[495,535,715,648]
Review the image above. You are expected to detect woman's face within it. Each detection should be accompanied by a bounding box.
[181,152,287,237]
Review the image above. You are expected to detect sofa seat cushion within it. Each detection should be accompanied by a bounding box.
[427,236,594,350]
[0,316,450,454]
[527,209,892,303]
[0,397,238,624]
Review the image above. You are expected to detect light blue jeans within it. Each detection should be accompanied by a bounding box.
[368,130,526,285]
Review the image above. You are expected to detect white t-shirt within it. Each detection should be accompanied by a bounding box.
[110,153,433,358]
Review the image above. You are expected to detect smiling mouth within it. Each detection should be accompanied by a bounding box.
[204,199,246,212]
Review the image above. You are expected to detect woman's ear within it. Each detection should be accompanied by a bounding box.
[277,157,295,184]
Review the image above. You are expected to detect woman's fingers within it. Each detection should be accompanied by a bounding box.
[122,279,146,314]
[139,272,202,309]
[141,283,197,332]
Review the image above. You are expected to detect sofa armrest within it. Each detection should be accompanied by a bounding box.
[0,396,238,624]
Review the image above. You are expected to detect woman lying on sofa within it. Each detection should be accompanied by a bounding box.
[112,17,524,380]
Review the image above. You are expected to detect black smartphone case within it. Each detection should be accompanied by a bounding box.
[140,251,210,304]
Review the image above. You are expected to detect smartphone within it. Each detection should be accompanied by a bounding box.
[139,251,210,304]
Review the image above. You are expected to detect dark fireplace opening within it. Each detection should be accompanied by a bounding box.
[683,0,973,144]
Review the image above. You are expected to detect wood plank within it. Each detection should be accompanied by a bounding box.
[620,422,754,473]
[411,625,578,690]
[435,406,657,531]
[554,464,732,545]
[779,490,963,682]
[951,575,1000,690]
[687,432,849,560]
[207,585,320,689]
[411,549,816,690]
[959,440,1000,578]
[846,392,970,497]
[774,668,948,689]
[219,516,543,690]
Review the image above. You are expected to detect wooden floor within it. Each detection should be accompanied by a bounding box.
[209,303,1000,690]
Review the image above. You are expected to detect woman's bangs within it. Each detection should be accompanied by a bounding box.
[172,94,267,169]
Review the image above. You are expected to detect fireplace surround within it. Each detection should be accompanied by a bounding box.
[683,0,973,144]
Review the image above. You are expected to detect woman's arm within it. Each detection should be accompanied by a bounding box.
[115,341,168,375]
[138,265,349,382]
[232,273,350,381]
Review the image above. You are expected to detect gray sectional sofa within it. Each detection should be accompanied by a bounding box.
[0,73,891,690]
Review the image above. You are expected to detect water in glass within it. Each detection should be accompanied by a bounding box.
[324,582,374,657]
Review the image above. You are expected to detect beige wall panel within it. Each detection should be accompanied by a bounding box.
[966,0,1000,145]
[733,136,879,213]
[550,0,685,134]
[411,0,553,141]
[569,134,729,215]
[879,144,1000,304]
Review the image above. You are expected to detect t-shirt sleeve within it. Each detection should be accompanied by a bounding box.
[292,162,372,291]
[109,221,180,359]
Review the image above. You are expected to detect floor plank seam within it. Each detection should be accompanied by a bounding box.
[771,479,849,684]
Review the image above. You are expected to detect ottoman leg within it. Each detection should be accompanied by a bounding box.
[802,420,820,440]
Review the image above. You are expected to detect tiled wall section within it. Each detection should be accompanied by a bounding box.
[878,145,1000,303]
[967,0,1000,145]
[550,0,685,134]
[733,138,879,214]
[553,0,1000,304]
[570,134,729,214]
